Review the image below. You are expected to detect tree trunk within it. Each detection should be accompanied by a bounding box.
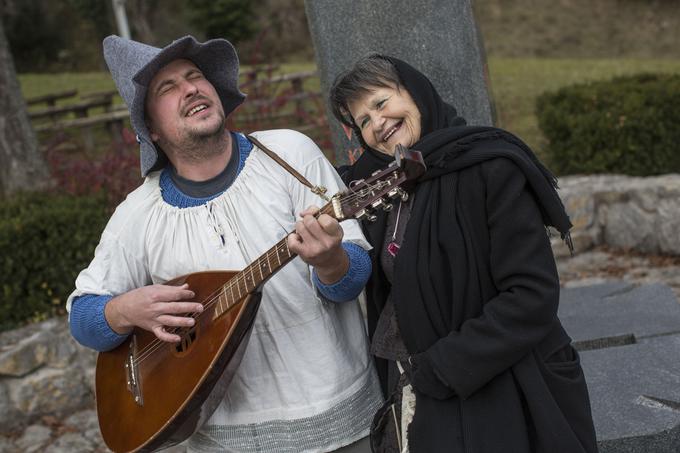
[126,0,158,45]
[0,18,50,198]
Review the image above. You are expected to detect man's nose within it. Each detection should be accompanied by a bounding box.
[181,80,199,98]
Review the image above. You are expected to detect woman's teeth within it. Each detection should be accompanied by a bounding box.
[383,121,402,141]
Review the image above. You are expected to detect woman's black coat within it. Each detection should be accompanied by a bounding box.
[338,57,598,453]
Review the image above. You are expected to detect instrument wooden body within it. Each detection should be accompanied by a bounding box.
[94,145,426,452]
[96,271,261,453]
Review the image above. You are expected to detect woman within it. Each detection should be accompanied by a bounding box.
[330,54,598,453]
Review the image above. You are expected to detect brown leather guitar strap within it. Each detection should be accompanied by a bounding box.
[246,134,330,201]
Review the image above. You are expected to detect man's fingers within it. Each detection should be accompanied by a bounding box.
[147,286,195,303]
[152,325,181,343]
[156,314,196,328]
[300,215,342,250]
[287,233,303,254]
[174,289,196,301]
[157,301,204,314]
[159,283,195,301]
[299,214,342,240]
[317,214,343,237]
[299,206,320,217]
[302,215,325,238]
[294,218,314,243]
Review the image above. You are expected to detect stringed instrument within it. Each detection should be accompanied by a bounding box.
[95,145,425,452]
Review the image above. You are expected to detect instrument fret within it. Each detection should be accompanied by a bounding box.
[215,237,295,318]
[257,256,265,282]
[219,286,227,313]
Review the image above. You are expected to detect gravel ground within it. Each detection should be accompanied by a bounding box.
[557,246,680,299]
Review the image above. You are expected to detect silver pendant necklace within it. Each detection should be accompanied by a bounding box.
[387,201,403,257]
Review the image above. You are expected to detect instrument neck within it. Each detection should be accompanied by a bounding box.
[213,202,336,318]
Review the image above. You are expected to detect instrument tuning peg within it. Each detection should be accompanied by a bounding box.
[382,202,393,212]
[356,208,377,221]
[398,189,409,202]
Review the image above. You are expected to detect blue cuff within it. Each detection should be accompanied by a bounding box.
[69,294,129,352]
[313,242,371,303]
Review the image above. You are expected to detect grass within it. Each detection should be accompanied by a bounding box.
[18,63,319,113]
[20,72,117,102]
[19,58,680,158]
[488,58,680,157]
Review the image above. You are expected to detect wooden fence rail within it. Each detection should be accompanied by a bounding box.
[27,68,331,153]
[26,89,78,107]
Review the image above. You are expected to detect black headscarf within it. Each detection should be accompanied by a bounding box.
[340,56,572,252]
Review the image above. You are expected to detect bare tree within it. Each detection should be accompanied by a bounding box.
[126,0,159,44]
[0,17,50,197]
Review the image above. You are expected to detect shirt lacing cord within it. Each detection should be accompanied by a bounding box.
[206,203,226,246]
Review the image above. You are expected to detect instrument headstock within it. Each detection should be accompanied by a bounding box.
[331,145,425,222]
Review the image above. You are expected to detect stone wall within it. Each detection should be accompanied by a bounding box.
[0,316,96,435]
[551,174,680,257]
[2,173,680,448]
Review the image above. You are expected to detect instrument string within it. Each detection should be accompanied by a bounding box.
[133,240,294,364]
[132,178,402,365]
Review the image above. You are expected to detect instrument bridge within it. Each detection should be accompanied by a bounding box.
[124,334,144,406]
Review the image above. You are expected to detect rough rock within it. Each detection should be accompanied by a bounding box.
[556,174,680,255]
[0,330,51,377]
[15,424,52,453]
[8,366,91,419]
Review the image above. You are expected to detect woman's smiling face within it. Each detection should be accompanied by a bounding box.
[348,84,421,156]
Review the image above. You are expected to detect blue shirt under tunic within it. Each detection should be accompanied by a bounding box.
[69,132,371,352]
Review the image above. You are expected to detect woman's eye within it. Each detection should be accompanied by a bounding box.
[360,118,369,128]
[377,99,386,109]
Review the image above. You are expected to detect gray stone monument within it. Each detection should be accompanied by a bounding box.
[305,0,495,164]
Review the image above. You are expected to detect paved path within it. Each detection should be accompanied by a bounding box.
[3,247,680,452]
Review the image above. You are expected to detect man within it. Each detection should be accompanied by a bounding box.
[67,35,381,452]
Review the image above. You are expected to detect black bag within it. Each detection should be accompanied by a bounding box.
[370,372,411,453]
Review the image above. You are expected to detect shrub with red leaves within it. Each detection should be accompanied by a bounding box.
[45,134,142,209]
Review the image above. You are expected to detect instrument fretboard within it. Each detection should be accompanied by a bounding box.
[213,204,335,318]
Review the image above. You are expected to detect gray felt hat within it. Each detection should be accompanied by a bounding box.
[103,35,246,176]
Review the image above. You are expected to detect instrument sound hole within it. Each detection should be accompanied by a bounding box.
[175,326,197,354]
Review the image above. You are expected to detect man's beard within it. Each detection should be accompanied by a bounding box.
[178,115,227,161]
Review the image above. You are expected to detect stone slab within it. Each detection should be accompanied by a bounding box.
[558,282,680,349]
[581,335,680,452]
[305,0,495,163]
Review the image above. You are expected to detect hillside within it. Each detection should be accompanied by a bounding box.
[474,0,680,58]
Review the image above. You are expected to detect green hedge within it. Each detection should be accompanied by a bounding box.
[0,192,110,331]
[536,73,680,175]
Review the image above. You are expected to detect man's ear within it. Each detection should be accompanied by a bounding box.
[147,121,159,142]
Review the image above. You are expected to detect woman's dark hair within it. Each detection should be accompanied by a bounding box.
[329,54,402,127]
